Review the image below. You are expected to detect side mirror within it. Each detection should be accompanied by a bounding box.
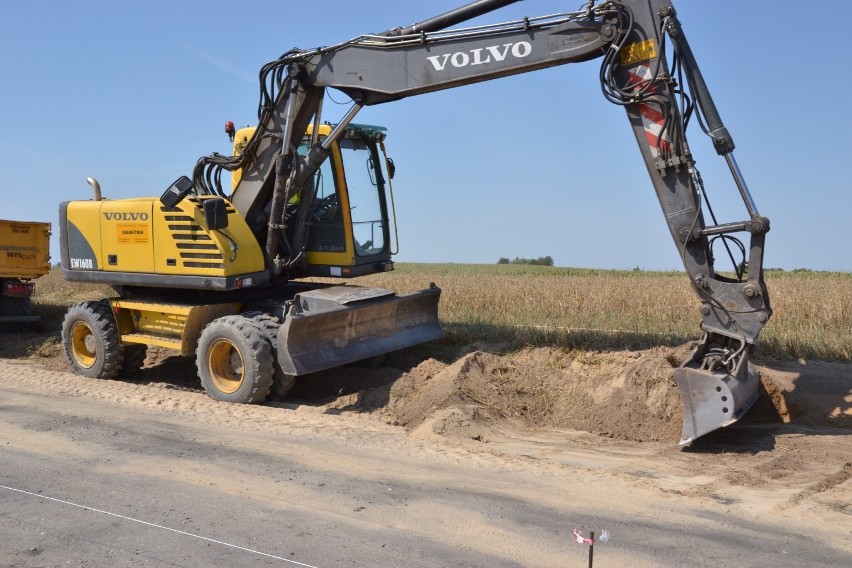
[386,157,396,180]
[203,198,229,230]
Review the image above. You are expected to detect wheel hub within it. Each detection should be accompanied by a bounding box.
[70,321,97,369]
[208,338,245,394]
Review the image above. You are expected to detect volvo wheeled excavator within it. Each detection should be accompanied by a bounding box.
[59,0,771,445]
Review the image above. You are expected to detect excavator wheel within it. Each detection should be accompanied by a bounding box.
[196,315,274,404]
[120,344,148,377]
[242,311,297,400]
[61,300,125,379]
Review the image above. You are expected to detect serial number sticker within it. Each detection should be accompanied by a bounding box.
[116,223,149,244]
[619,38,657,65]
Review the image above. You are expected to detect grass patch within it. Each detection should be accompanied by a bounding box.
[29,336,62,358]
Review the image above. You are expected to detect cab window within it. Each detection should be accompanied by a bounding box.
[339,138,387,256]
[298,143,338,223]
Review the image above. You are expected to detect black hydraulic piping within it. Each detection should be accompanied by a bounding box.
[665,11,734,156]
[666,10,763,219]
[383,0,521,36]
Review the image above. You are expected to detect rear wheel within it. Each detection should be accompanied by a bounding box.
[61,300,124,379]
[196,315,274,404]
[120,344,148,377]
[242,311,296,399]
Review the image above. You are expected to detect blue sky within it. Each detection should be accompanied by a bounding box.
[2,1,851,271]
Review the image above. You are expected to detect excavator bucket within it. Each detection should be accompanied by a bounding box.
[675,359,761,445]
[277,284,442,376]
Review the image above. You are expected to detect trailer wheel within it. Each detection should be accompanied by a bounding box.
[120,344,148,377]
[196,315,274,404]
[242,311,297,399]
[0,296,33,317]
[62,300,124,379]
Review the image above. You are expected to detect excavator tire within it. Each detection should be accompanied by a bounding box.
[120,344,148,377]
[61,300,125,379]
[242,311,297,400]
[196,315,274,404]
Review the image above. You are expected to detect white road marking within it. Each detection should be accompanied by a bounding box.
[0,484,321,567]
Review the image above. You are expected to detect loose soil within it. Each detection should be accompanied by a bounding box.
[3,336,759,443]
[2,321,849,447]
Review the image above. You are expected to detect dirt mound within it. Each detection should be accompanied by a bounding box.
[356,345,694,443]
[284,344,851,444]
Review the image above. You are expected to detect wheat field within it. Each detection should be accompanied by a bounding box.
[32,264,851,361]
[340,264,852,361]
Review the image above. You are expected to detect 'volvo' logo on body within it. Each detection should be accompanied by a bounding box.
[103,212,149,221]
[426,41,533,71]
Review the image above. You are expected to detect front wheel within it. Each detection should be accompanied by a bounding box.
[196,315,274,404]
[61,300,124,379]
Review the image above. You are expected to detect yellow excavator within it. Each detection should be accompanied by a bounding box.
[60,121,439,402]
[59,0,772,445]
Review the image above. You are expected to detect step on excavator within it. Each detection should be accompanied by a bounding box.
[59,0,771,445]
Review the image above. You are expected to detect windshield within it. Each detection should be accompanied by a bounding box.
[339,138,388,257]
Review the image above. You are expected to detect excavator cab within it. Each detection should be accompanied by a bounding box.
[231,123,397,278]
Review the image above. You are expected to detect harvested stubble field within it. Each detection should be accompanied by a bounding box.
[28,263,852,361]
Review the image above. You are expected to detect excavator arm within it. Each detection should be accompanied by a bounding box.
[193,0,771,444]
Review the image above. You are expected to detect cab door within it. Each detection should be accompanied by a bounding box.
[339,136,391,262]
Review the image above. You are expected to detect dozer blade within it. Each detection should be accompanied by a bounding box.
[277,284,442,376]
[675,361,761,446]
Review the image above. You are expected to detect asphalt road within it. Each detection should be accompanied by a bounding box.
[1,361,850,567]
